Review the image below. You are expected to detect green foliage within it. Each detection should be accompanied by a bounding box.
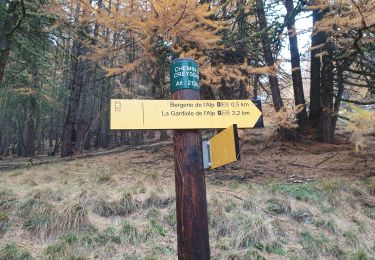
[142,192,174,209]
[93,192,139,217]
[61,233,79,245]
[163,206,176,229]
[314,219,337,234]
[95,227,122,245]
[265,198,290,215]
[271,183,324,203]
[148,245,175,256]
[44,243,66,258]
[345,249,375,260]
[19,198,56,237]
[150,220,167,237]
[146,208,161,221]
[224,199,237,212]
[18,198,88,239]
[235,216,269,249]
[299,231,337,258]
[0,190,17,211]
[120,221,143,245]
[363,208,375,220]
[265,242,285,256]
[352,218,367,233]
[291,209,314,224]
[244,249,266,260]
[0,211,10,237]
[0,243,33,260]
[343,231,359,248]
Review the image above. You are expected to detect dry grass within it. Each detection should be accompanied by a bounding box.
[0,153,374,259]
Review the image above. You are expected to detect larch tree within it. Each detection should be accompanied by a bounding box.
[284,0,307,124]
[255,0,283,111]
[309,0,375,142]
[0,0,25,85]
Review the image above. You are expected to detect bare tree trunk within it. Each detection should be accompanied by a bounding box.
[253,74,259,99]
[16,124,24,156]
[285,0,307,124]
[48,115,54,148]
[147,131,155,139]
[309,9,324,124]
[73,71,91,154]
[318,41,334,143]
[256,0,283,111]
[333,64,345,131]
[101,82,110,148]
[84,130,92,150]
[0,49,10,84]
[53,110,61,155]
[60,4,89,157]
[239,80,249,99]
[0,0,11,85]
[60,42,85,157]
[25,98,36,157]
[131,130,143,145]
[160,130,169,140]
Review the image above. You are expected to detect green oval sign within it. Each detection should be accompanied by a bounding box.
[170,58,199,92]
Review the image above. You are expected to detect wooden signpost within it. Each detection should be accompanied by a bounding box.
[110,58,262,259]
[171,58,210,259]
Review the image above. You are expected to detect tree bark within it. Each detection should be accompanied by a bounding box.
[61,4,90,157]
[61,14,86,157]
[0,0,10,84]
[0,0,25,85]
[160,130,169,140]
[318,40,334,143]
[53,108,61,155]
[101,82,110,148]
[73,71,92,154]
[256,0,283,111]
[309,9,325,124]
[172,88,210,259]
[25,98,36,157]
[239,79,249,99]
[333,64,344,131]
[253,74,259,99]
[147,130,155,139]
[0,49,10,85]
[16,123,24,157]
[285,0,307,124]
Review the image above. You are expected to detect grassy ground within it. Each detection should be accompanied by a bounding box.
[0,132,375,259]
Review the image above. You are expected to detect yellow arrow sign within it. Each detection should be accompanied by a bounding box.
[110,99,261,130]
[209,124,240,169]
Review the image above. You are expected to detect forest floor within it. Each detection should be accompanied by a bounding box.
[0,127,375,259]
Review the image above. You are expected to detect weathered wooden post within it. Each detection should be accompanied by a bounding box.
[170,58,210,259]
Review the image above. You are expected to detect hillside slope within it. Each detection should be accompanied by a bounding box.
[0,130,375,259]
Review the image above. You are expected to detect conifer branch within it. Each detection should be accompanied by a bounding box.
[174,0,188,27]
[6,0,26,36]
[342,99,375,105]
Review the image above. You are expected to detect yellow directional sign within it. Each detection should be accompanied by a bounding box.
[209,125,240,169]
[110,99,261,130]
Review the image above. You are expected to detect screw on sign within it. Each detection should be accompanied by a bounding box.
[170,58,210,259]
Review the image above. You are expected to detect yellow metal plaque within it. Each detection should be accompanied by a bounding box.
[110,100,261,130]
[209,125,240,169]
